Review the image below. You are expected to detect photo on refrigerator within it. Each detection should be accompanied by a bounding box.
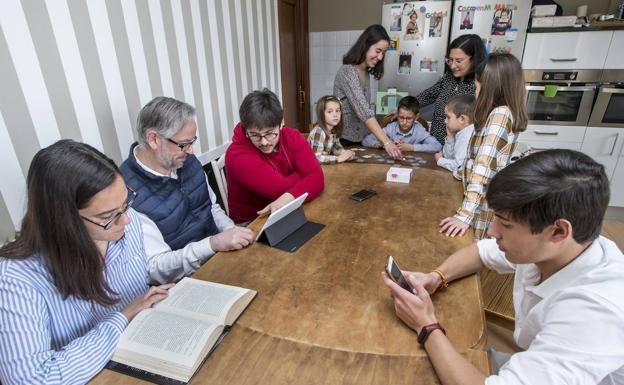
[429,14,444,37]
[460,9,474,29]
[491,5,513,35]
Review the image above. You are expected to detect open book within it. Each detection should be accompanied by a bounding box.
[108,277,256,384]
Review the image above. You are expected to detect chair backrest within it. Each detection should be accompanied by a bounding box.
[210,155,229,215]
[380,114,430,130]
[510,142,533,162]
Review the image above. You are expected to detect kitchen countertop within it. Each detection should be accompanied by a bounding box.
[530,20,624,33]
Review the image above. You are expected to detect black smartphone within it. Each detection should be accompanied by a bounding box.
[350,189,376,201]
[385,256,414,293]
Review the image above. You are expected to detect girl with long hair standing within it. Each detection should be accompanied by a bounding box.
[439,53,528,239]
[0,140,173,384]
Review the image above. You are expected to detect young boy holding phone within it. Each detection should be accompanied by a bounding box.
[434,94,475,174]
[362,96,441,153]
[382,149,624,385]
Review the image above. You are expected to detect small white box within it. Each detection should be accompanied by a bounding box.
[386,167,412,184]
[532,5,557,17]
[531,16,577,28]
[531,16,554,28]
[552,16,577,27]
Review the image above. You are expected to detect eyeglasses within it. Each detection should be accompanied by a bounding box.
[445,57,468,66]
[246,130,279,143]
[166,136,197,151]
[81,187,137,230]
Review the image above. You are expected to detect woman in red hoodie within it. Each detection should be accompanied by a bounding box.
[225,89,325,224]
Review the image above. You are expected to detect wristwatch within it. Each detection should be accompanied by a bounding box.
[417,323,446,346]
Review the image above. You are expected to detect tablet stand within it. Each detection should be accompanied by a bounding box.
[257,207,324,252]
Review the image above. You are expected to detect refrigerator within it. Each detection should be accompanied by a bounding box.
[450,0,532,61]
[379,1,452,117]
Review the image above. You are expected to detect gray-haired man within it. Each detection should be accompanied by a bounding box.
[121,97,254,284]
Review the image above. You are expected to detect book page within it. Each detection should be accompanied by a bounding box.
[114,309,221,367]
[157,278,247,323]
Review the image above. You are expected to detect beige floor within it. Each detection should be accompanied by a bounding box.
[484,218,624,354]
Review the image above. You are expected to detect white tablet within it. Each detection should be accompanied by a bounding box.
[255,192,309,241]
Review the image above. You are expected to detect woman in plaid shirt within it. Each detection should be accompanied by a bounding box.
[308,95,355,164]
[439,53,528,239]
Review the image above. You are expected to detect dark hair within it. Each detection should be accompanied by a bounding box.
[0,140,122,306]
[343,24,390,80]
[474,53,527,134]
[136,96,195,146]
[447,34,486,78]
[445,94,475,123]
[315,95,343,136]
[486,149,609,244]
[239,88,283,130]
[397,96,420,116]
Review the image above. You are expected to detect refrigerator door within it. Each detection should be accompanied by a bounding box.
[451,0,531,60]
[379,1,452,117]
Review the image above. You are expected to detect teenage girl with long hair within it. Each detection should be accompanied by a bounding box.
[439,53,528,239]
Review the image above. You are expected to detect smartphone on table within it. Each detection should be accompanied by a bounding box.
[350,189,376,201]
[386,256,415,293]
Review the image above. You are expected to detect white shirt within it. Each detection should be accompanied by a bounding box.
[478,236,624,385]
[133,148,235,284]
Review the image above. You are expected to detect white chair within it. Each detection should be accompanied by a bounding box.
[510,142,533,163]
[210,154,229,215]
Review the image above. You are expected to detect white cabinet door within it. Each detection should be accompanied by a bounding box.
[522,125,587,143]
[581,127,624,180]
[520,139,582,151]
[523,31,613,69]
[610,157,624,207]
[605,31,624,69]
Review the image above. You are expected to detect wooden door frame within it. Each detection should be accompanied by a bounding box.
[278,0,310,132]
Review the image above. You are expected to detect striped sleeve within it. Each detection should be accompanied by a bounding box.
[307,127,337,164]
[0,275,128,385]
[455,108,513,225]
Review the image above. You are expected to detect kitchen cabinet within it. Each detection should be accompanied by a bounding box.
[581,127,624,207]
[604,31,624,69]
[522,31,613,70]
[610,157,624,207]
[581,127,624,180]
[519,124,586,151]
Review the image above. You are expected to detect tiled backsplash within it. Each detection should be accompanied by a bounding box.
[309,30,371,122]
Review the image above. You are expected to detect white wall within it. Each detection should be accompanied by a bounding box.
[308,30,362,122]
[0,0,282,242]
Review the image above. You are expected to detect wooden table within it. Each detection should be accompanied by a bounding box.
[91,154,488,384]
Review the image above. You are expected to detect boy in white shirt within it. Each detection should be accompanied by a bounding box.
[435,94,475,174]
[382,149,624,385]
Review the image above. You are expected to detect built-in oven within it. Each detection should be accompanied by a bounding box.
[589,84,624,128]
[524,69,600,127]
